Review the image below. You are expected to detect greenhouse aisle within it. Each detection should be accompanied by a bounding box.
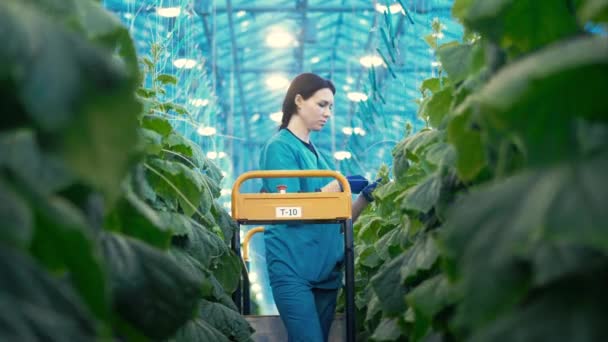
[1,0,607,341]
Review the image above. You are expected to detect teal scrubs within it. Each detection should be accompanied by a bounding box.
[259,129,344,342]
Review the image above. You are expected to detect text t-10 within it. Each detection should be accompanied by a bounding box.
[276,207,302,218]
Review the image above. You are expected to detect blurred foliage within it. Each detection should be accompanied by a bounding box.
[0,0,250,340]
[348,1,608,341]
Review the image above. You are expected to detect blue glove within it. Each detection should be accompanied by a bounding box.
[361,179,381,202]
[341,175,369,194]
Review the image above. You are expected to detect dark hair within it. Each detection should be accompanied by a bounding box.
[280,73,336,129]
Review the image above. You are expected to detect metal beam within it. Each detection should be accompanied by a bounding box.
[226,0,251,174]
[295,0,308,71]
[107,5,451,15]
[218,66,423,73]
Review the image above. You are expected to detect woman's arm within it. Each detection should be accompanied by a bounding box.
[320,180,370,222]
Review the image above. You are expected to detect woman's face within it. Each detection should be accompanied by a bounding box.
[295,88,334,131]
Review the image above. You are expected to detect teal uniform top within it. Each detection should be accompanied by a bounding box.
[259,129,344,289]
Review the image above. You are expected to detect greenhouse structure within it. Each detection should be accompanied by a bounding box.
[1,0,607,341]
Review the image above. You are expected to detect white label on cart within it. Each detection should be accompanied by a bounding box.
[276,207,302,218]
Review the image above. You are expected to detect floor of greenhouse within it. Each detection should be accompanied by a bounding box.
[246,314,345,341]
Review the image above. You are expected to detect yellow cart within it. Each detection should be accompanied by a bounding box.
[231,170,356,342]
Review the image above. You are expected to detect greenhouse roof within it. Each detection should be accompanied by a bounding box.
[104,0,462,179]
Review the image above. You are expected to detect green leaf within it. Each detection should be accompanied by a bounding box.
[164,133,194,159]
[101,233,203,340]
[463,0,579,53]
[0,2,141,200]
[469,274,608,342]
[578,0,608,23]
[473,36,608,163]
[400,172,442,213]
[210,201,237,243]
[160,102,189,116]
[401,130,444,161]
[424,33,438,49]
[163,211,236,284]
[420,78,442,94]
[140,128,163,155]
[156,74,178,86]
[371,254,408,316]
[169,318,230,342]
[0,246,99,340]
[0,179,33,248]
[425,87,453,128]
[360,245,383,268]
[452,0,475,21]
[447,109,486,181]
[371,317,403,341]
[436,43,475,84]
[400,234,440,284]
[198,300,254,341]
[142,116,173,137]
[212,250,242,294]
[375,226,406,261]
[0,129,74,195]
[442,154,608,331]
[406,275,455,322]
[146,159,203,217]
[443,153,608,268]
[105,182,172,249]
[27,193,110,324]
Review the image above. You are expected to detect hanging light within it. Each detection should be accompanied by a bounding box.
[256,293,264,301]
[173,58,197,69]
[236,10,247,17]
[334,151,352,160]
[342,127,353,135]
[156,7,181,17]
[310,56,321,64]
[270,111,283,123]
[266,74,289,90]
[353,127,366,136]
[375,3,404,14]
[347,92,368,102]
[359,55,384,68]
[197,125,216,136]
[266,27,294,48]
[190,98,209,107]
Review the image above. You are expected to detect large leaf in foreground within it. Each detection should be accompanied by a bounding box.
[473,36,608,164]
[198,300,254,342]
[101,233,203,340]
[0,246,98,340]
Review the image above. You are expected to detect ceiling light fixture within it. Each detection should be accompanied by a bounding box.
[190,98,209,107]
[156,7,181,18]
[269,111,283,123]
[266,74,289,90]
[375,3,404,14]
[173,58,197,69]
[197,126,216,136]
[347,92,368,102]
[359,55,384,68]
[266,28,294,48]
[334,151,352,160]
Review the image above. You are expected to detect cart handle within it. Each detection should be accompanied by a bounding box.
[242,227,265,262]
[231,170,351,194]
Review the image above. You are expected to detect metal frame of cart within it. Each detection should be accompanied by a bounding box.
[231,170,356,342]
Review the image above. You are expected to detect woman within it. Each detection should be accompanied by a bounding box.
[259,73,377,341]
